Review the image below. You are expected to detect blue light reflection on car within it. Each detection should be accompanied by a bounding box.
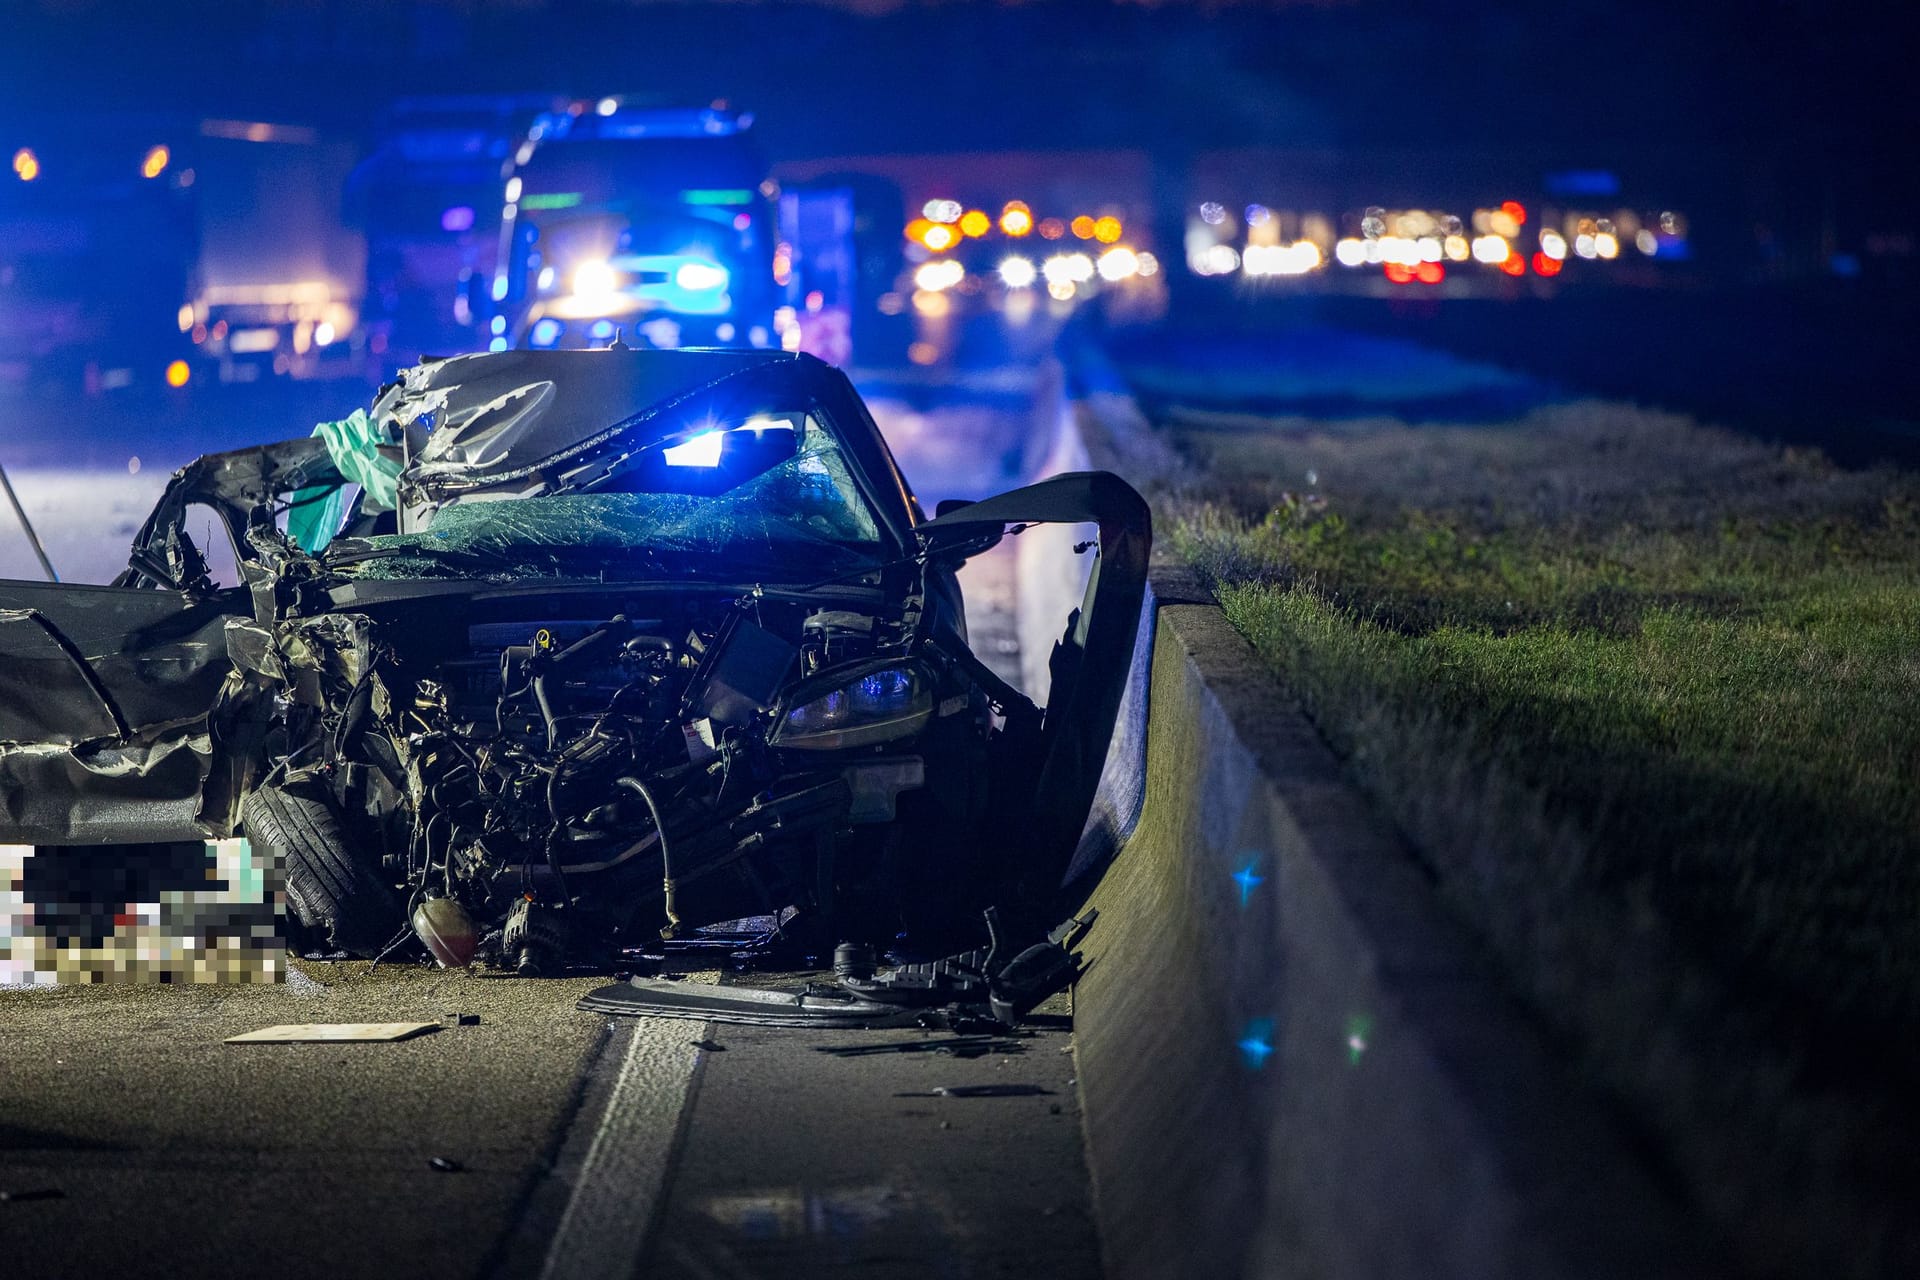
[788,688,850,730]
[852,667,914,715]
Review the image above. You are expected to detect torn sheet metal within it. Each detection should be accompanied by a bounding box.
[0,587,253,843]
[579,978,930,1029]
[583,912,1095,1029]
[381,348,789,518]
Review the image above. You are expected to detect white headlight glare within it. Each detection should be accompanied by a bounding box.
[774,662,933,751]
[675,261,730,291]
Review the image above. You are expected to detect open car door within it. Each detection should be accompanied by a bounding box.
[917,470,1151,909]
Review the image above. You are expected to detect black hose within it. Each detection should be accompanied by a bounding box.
[533,673,559,752]
[616,775,681,938]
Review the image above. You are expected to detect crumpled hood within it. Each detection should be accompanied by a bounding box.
[374,347,800,517]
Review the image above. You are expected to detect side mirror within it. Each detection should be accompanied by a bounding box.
[934,498,975,518]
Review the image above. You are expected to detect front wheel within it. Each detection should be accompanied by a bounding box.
[244,784,399,957]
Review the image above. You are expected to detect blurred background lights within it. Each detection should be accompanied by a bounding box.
[1190,243,1240,276]
[1070,215,1096,240]
[1042,253,1094,285]
[1244,204,1272,227]
[1574,233,1598,259]
[675,261,729,291]
[913,258,965,292]
[1472,234,1512,264]
[922,199,963,224]
[1377,236,1421,267]
[140,145,170,179]
[11,148,38,181]
[997,255,1037,289]
[1538,229,1568,260]
[1636,229,1659,255]
[1335,238,1367,267]
[572,259,619,298]
[1096,246,1139,280]
[595,97,619,116]
[1594,232,1621,259]
[1198,202,1227,226]
[1092,215,1123,244]
[998,202,1033,237]
[958,209,990,238]
[1037,217,1066,240]
[1242,242,1322,276]
[921,222,957,251]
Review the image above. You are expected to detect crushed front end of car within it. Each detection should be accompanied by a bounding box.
[2,348,1149,985]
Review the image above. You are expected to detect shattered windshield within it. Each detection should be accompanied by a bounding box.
[334,413,884,581]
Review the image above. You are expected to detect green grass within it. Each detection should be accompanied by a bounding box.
[1153,399,1920,1272]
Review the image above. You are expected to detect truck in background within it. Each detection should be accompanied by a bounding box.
[183,119,363,383]
[348,94,562,375]
[1,119,195,395]
[489,101,778,352]
[774,172,910,369]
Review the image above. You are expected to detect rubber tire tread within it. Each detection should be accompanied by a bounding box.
[245,784,398,957]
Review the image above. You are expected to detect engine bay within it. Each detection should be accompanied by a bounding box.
[258,581,1013,973]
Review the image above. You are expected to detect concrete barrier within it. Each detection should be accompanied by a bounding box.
[1020,358,1716,1279]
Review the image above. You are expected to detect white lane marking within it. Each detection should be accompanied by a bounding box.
[540,1015,707,1280]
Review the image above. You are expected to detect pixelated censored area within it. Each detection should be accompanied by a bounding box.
[1,839,284,986]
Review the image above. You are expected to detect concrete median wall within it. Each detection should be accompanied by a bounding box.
[1021,362,1713,1279]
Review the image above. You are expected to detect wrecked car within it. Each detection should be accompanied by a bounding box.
[0,348,1148,975]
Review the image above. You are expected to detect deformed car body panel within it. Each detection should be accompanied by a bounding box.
[0,585,257,844]
[0,348,1149,968]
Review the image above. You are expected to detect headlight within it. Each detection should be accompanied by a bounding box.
[573,259,619,298]
[772,660,934,751]
[675,261,730,292]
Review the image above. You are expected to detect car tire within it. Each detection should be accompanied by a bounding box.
[244,784,398,957]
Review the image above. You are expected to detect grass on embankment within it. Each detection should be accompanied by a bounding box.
[1158,400,1920,1273]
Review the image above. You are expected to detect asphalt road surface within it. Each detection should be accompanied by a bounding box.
[0,315,1103,1278]
[0,964,1094,1279]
